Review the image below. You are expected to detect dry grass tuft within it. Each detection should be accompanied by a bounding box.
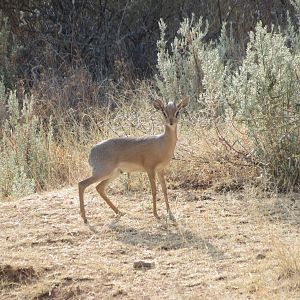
[169,122,257,193]
[275,241,300,283]
[252,238,300,299]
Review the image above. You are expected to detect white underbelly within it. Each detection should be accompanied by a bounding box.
[117,162,145,172]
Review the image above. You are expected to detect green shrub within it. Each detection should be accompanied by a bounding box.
[156,17,225,119]
[0,89,55,197]
[156,16,300,191]
[226,22,300,191]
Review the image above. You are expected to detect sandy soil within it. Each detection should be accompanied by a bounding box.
[0,184,299,299]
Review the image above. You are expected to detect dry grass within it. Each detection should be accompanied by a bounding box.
[0,183,299,299]
[0,76,286,198]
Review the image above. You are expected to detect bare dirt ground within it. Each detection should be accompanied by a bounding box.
[1,183,299,299]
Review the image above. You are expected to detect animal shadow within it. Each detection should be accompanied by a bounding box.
[108,222,224,260]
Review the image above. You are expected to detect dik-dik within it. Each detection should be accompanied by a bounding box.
[78,97,188,223]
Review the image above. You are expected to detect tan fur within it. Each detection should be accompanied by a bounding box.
[78,97,188,223]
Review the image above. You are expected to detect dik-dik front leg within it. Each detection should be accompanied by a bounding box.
[147,169,160,219]
[158,170,175,221]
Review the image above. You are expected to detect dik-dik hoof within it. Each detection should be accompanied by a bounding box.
[116,211,125,217]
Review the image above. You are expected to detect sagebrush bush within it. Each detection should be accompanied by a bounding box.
[226,22,300,191]
[0,88,79,197]
[156,17,225,120]
[157,15,300,191]
[0,91,36,197]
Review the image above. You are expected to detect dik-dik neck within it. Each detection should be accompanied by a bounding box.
[162,124,178,150]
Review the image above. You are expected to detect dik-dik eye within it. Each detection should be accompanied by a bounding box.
[162,111,168,118]
[175,111,179,118]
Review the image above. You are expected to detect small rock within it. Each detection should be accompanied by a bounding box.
[200,194,215,201]
[215,275,227,281]
[133,261,155,270]
[239,220,249,224]
[160,245,171,251]
[256,253,266,260]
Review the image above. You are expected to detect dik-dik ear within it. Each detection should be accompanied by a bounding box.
[176,96,188,110]
[153,98,165,111]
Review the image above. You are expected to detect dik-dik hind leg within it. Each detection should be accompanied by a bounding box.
[79,175,102,223]
[96,179,123,216]
[147,170,159,219]
[158,170,175,221]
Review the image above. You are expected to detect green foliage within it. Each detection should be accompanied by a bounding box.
[0,88,55,197]
[217,22,240,68]
[227,22,300,191]
[0,78,6,123]
[156,17,225,118]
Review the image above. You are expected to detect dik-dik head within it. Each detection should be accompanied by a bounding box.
[153,97,188,126]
